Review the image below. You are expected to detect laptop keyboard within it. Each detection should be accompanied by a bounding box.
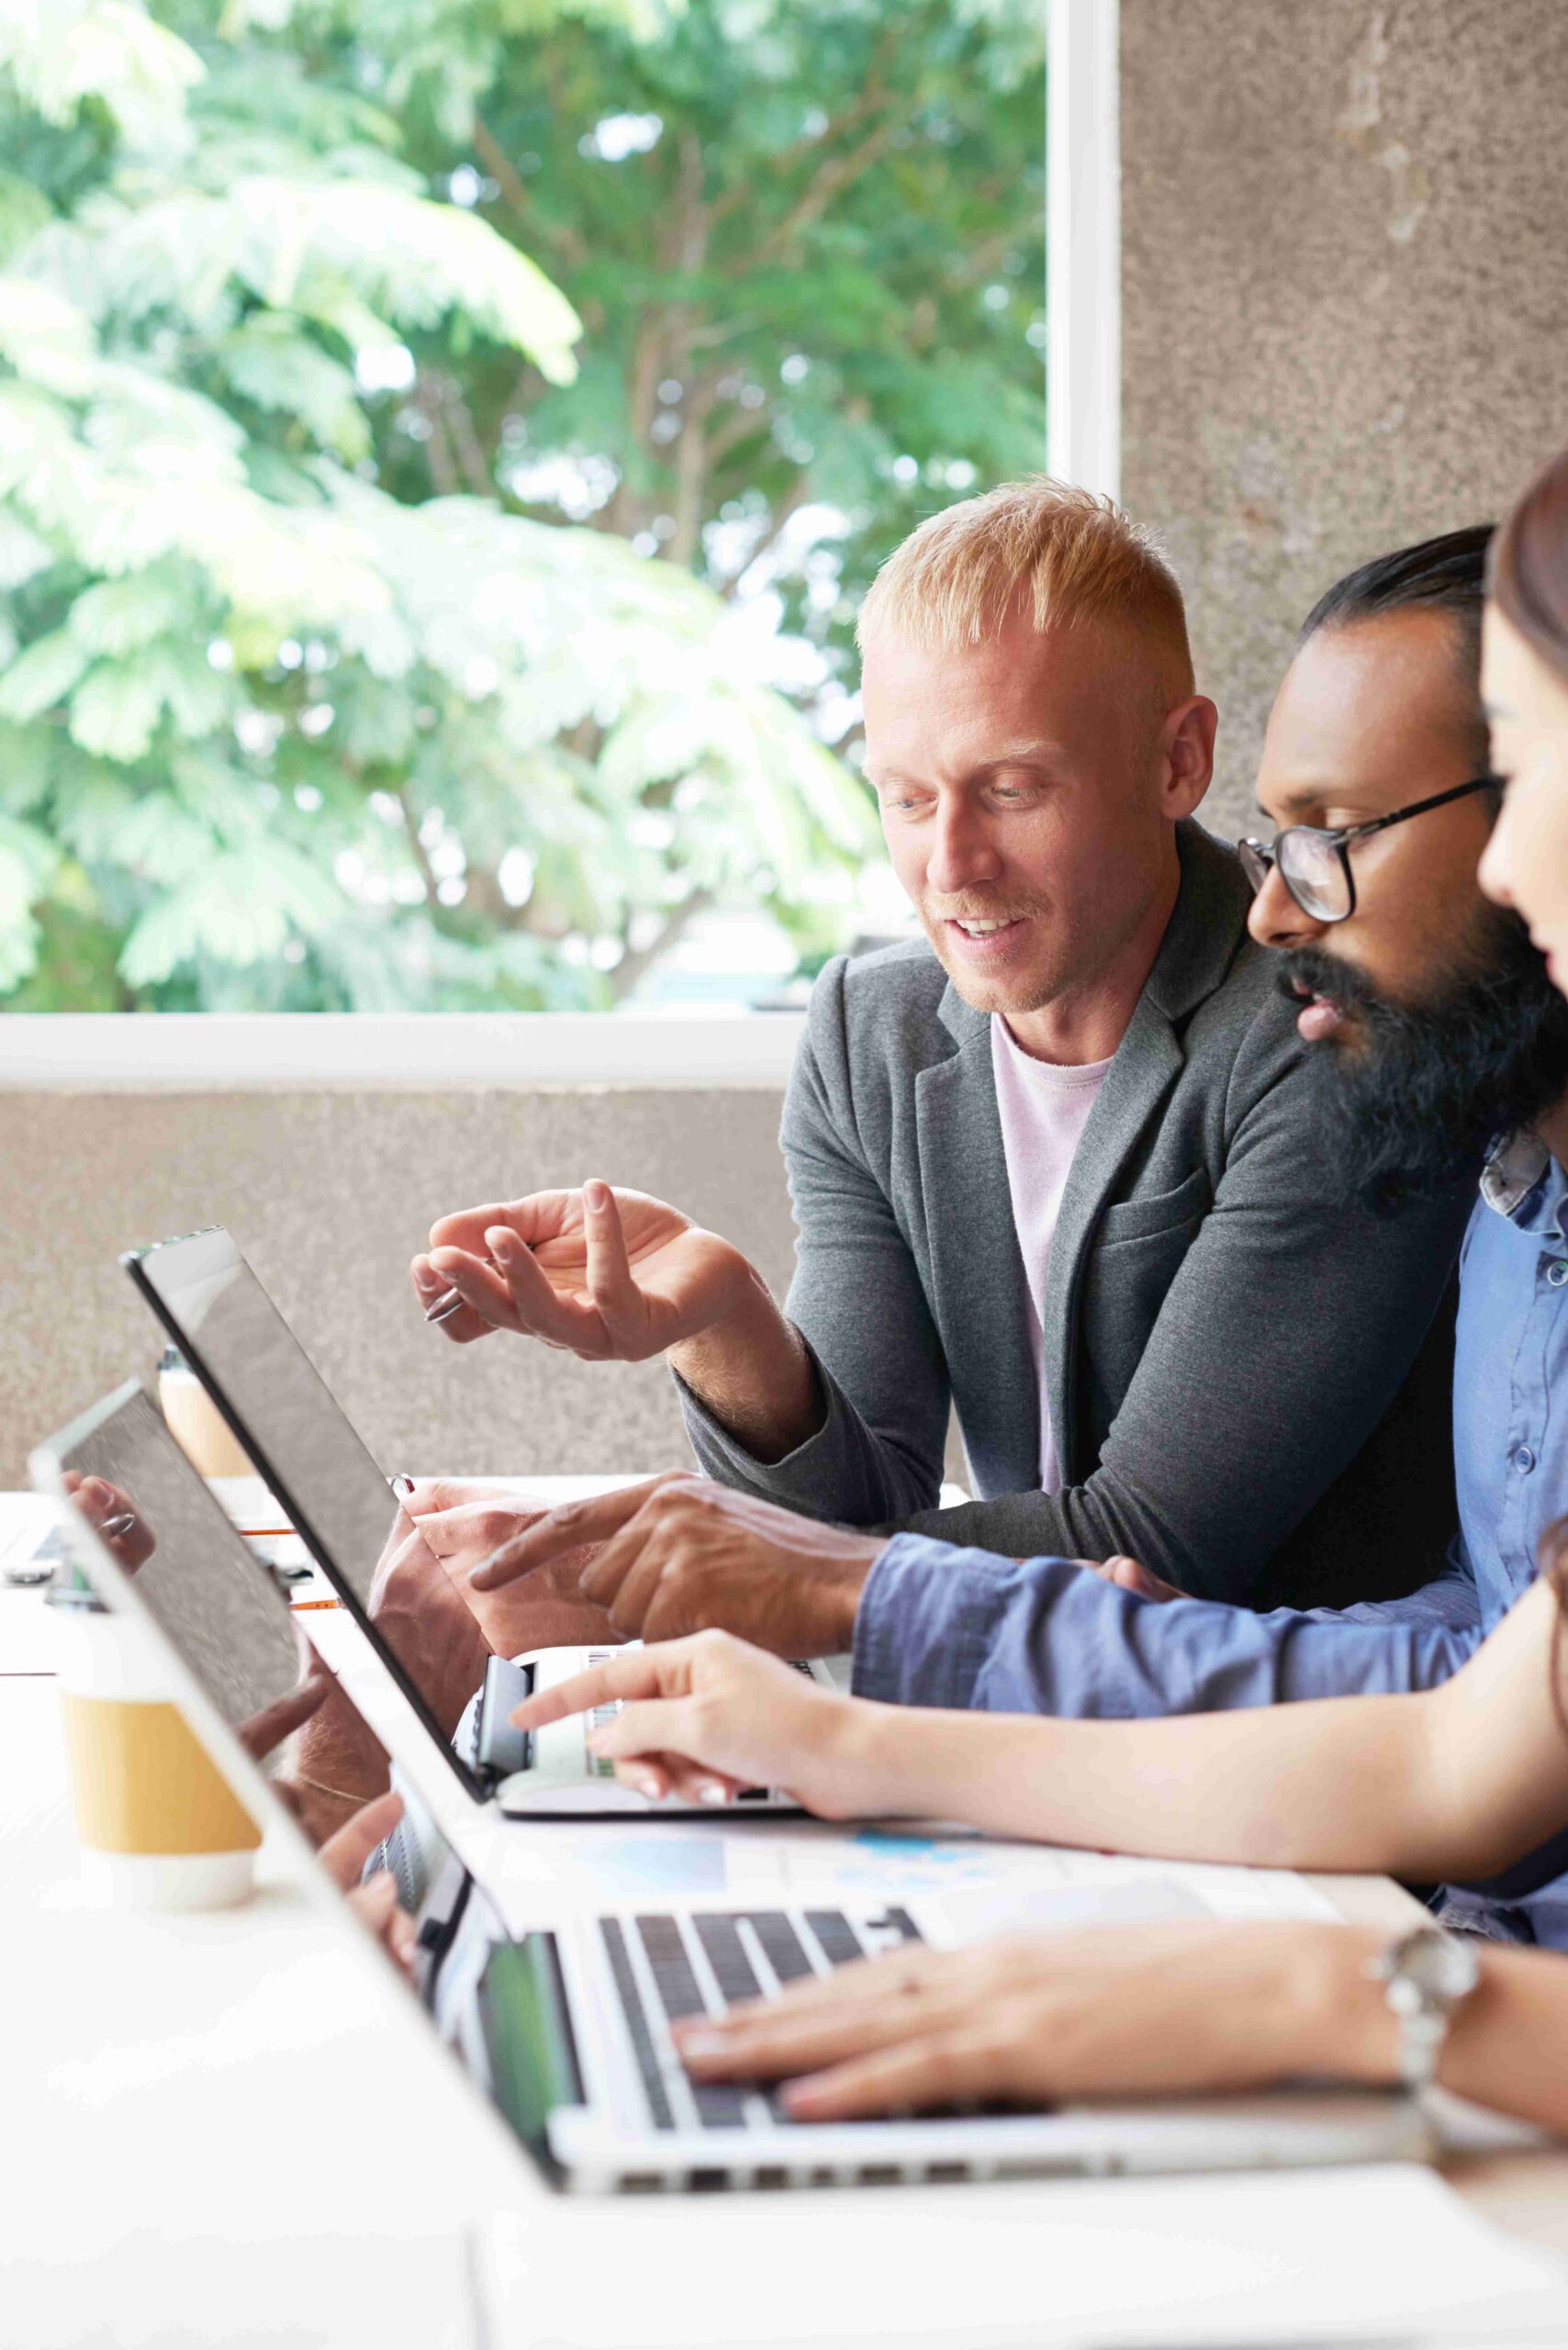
[601,1906,922,2132]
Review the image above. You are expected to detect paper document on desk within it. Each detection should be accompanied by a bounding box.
[482,1816,1338,1939]
[721,1826,1340,1922]
[481,2163,1568,2349]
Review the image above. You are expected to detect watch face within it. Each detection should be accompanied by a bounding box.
[1401,1928,1482,2004]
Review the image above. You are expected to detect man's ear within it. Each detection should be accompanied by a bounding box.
[1160,696,1219,819]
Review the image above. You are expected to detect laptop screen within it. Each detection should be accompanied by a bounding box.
[123,1227,492,1800]
[39,1381,394,1805]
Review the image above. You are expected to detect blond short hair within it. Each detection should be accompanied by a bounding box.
[858,476,1193,695]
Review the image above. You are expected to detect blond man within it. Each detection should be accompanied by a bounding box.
[415,481,1467,1660]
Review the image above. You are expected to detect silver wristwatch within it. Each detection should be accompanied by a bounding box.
[1365,1925,1482,2098]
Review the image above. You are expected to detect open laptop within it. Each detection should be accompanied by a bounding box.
[121,1225,840,1818]
[35,1383,1427,2194]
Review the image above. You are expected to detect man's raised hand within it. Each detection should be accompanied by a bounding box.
[411,1181,754,1361]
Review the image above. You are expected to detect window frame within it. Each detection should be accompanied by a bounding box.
[0,1011,807,1091]
[1047,0,1121,501]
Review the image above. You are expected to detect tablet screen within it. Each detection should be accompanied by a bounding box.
[124,1230,492,1800]
[40,1381,398,1822]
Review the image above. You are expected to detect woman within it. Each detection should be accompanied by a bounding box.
[515,443,1568,2132]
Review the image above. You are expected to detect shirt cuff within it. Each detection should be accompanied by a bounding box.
[673,1341,898,1525]
[851,1533,1016,1709]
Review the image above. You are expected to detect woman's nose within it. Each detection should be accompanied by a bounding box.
[1477,799,1517,908]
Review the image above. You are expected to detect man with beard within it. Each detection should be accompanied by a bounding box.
[1249,534,1568,1226]
[418,484,1468,1624]
[460,531,1568,1827]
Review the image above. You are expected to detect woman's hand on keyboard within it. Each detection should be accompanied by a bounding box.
[671,1919,1396,2116]
[506,1628,892,1815]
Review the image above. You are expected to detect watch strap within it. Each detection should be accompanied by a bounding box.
[1366,1925,1482,2098]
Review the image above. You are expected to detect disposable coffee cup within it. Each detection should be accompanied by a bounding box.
[50,1572,261,1911]
[157,1347,255,1481]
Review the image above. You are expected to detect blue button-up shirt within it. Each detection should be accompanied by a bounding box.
[1451,1135,1568,1629]
[853,1137,1568,1938]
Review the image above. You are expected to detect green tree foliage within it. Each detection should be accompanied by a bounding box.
[0,0,1041,1012]
[386,0,1047,734]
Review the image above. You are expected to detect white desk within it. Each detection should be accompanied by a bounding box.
[7,1484,1568,2347]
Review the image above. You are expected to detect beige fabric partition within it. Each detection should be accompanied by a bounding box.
[0,1088,793,1488]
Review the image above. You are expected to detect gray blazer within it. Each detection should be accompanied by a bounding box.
[682,822,1471,1611]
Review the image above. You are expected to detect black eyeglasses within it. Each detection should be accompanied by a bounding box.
[1238,775,1501,923]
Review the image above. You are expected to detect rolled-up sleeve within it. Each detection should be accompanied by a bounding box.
[853,1534,1486,1716]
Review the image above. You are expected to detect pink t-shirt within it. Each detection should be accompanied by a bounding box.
[990,1015,1113,1494]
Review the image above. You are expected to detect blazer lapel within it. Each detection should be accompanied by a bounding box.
[915,990,1040,1496]
[1041,997,1182,1479]
[1040,822,1249,1480]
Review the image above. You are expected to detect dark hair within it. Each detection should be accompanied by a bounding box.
[1298,525,1496,773]
[1299,523,1495,649]
[1494,454,1568,1709]
[1490,446,1568,689]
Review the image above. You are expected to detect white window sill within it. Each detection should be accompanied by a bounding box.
[0,1012,806,1091]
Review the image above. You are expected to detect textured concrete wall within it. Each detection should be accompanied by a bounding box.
[0,1089,791,1489]
[1121,0,1568,836]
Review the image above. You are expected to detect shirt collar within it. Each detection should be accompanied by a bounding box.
[1481,1129,1567,1237]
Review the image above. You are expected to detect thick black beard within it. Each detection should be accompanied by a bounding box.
[1277,911,1568,1216]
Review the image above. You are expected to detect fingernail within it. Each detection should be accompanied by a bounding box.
[587,1728,609,1754]
[676,2029,727,2057]
[585,1180,607,1209]
[631,1770,663,1798]
[484,1225,512,1255]
[696,1781,729,1807]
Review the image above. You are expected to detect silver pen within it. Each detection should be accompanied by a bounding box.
[423,1249,501,1325]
